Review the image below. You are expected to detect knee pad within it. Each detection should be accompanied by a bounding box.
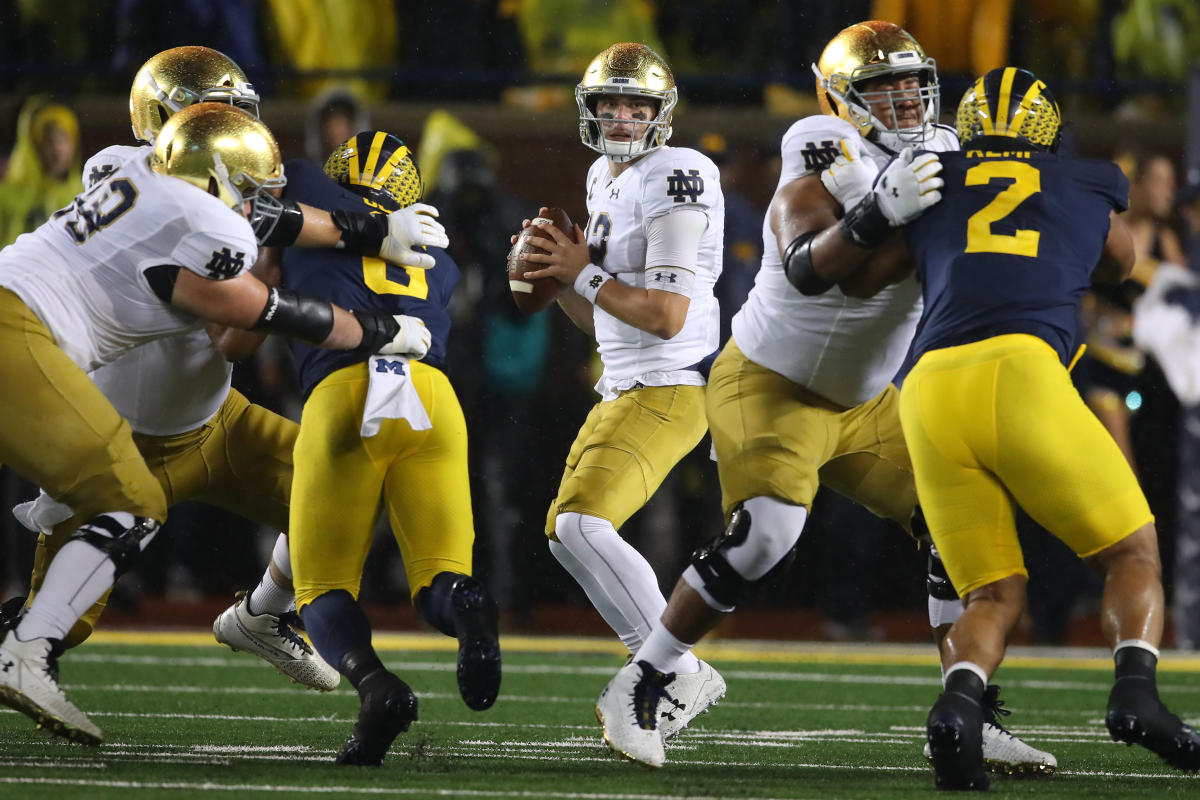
[686,497,806,610]
[72,513,160,578]
[926,544,960,602]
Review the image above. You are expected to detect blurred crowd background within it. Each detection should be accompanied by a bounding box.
[1,0,1200,646]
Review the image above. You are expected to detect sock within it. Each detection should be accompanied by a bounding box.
[340,646,389,692]
[414,572,459,637]
[1114,640,1159,685]
[636,623,699,675]
[552,512,666,653]
[246,535,293,616]
[299,589,372,673]
[17,539,117,642]
[943,662,987,702]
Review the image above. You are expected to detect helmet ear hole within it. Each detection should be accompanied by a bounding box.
[207,176,219,198]
[158,105,171,127]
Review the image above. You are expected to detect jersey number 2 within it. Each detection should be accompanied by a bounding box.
[964,162,1040,257]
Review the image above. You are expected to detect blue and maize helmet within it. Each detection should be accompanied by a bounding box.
[956,67,1061,151]
[323,131,422,212]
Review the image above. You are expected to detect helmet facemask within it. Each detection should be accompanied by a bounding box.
[814,53,939,147]
[577,83,677,162]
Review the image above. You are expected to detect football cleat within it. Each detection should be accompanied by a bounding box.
[1106,678,1200,771]
[450,576,501,711]
[595,660,673,768]
[0,634,102,745]
[657,659,726,741]
[213,594,340,692]
[336,671,419,766]
[922,684,1057,776]
[926,688,989,791]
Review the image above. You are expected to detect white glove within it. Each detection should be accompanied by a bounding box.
[820,138,878,208]
[873,147,943,226]
[380,203,449,269]
[377,314,431,359]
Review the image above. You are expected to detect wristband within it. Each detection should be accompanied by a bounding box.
[574,263,612,303]
[838,191,891,249]
[331,209,387,254]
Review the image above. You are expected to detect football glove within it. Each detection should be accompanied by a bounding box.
[873,147,943,226]
[380,203,449,269]
[820,138,878,208]
[352,310,431,358]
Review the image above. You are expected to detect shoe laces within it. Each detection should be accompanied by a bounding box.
[631,660,675,731]
[274,612,314,656]
[983,684,1012,733]
[44,638,64,684]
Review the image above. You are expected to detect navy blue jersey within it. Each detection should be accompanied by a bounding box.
[905,146,1128,365]
[279,158,459,400]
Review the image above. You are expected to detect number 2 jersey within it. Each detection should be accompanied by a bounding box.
[278,159,459,401]
[905,146,1129,366]
[582,145,723,399]
[0,148,258,375]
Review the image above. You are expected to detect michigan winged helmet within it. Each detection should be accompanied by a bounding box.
[323,131,422,212]
[130,46,261,145]
[956,67,1061,151]
[576,42,678,162]
[813,21,939,146]
[151,102,284,213]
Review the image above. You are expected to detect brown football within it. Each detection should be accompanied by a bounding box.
[507,207,572,314]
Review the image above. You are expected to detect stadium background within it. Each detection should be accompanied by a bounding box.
[0,0,1197,648]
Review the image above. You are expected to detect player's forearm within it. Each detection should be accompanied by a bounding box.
[557,290,596,336]
[594,281,688,339]
[293,203,342,248]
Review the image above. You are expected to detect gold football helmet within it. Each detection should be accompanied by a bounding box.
[130,46,260,145]
[151,102,284,212]
[576,42,678,162]
[323,131,422,212]
[813,21,939,146]
[956,67,1061,151]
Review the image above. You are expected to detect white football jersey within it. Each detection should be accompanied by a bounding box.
[732,116,959,408]
[0,150,257,376]
[583,146,724,399]
[80,145,234,436]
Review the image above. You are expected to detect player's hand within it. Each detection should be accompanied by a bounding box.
[378,314,431,358]
[380,203,449,269]
[872,147,943,226]
[519,216,590,285]
[820,138,877,208]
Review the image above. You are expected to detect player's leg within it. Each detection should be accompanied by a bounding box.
[989,339,1199,771]
[0,292,166,745]
[290,365,416,765]
[199,392,338,691]
[379,363,500,712]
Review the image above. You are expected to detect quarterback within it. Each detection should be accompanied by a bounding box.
[595,22,1051,775]
[519,42,727,741]
[0,104,426,745]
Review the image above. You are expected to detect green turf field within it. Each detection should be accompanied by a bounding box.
[2,632,1199,798]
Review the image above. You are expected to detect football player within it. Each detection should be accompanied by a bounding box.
[592,22,1053,774]
[1,46,446,690]
[0,104,429,745]
[517,41,727,743]
[894,68,1200,789]
[219,131,501,766]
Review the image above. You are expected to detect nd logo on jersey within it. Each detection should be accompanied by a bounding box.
[666,169,704,203]
[204,247,246,279]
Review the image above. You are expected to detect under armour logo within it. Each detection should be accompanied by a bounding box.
[659,694,686,722]
[610,187,620,199]
[0,658,13,674]
[203,247,246,279]
[374,358,407,375]
[801,140,839,172]
[666,168,704,203]
[652,271,677,283]
[588,275,605,289]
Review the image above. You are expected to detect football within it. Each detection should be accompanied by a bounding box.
[507,207,573,314]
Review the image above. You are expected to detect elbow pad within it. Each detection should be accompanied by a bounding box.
[782,232,833,296]
[331,209,388,255]
[252,196,305,247]
[254,287,335,343]
[838,191,890,249]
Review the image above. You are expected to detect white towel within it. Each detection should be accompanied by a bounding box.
[361,356,432,437]
[13,491,74,535]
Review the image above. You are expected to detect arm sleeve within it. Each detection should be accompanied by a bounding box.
[643,208,707,296]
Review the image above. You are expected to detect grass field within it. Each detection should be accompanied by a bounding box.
[3,632,1200,799]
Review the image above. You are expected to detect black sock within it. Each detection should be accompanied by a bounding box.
[299,589,373,681]
[413,572,462,637]
[1114,644,1158,686]
[945,668,986,704]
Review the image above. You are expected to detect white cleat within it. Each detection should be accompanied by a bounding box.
[0,633,102,745]
[658,659,726,741]
[213,596,340,692]
[923,721,1057,776]
[595,660,671,768]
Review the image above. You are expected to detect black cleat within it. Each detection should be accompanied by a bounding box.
[1106,678,1200,772]
[451,576,501,711]
[927,690,990,791]
[336,672,419,766]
